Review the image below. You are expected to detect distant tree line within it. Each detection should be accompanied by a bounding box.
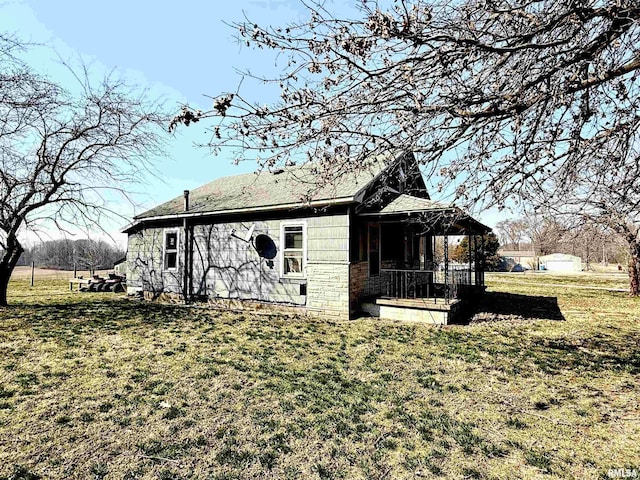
[17,239,125,272]
[496,217,628,268]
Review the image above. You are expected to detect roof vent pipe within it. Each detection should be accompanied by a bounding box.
[183,190,190,212]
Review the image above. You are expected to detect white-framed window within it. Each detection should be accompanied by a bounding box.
[280,222,306,277]
[163,229,179,271]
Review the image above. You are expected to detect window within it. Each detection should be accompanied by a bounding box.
[281,224,305,277]
[163,230,179,270]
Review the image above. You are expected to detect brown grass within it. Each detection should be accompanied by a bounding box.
[0,272,638,479]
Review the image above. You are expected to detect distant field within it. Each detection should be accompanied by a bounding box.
[11,266,112,280]
[488,270,630,291]
[0,273,638,479]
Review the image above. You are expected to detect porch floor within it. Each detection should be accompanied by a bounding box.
[360,297,463,325]
[376,296,459,311]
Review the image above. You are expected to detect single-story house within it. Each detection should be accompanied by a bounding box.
[539,253,582,272]
[122,151,491,324]
[499,250,537,271]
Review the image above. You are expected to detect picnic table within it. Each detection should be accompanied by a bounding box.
[69,278,91,291]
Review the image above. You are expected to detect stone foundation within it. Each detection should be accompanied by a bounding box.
[306,261,350,320]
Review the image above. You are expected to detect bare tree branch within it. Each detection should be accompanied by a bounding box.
[173,0,640,293]
[0,36,169,306]
[173,0,639,203]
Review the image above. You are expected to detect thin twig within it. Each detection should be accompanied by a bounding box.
[139,454,181,464]
[518,409,573,427]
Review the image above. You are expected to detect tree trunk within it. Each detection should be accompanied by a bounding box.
[0,267,10,307]
[626,233,640,297]
[0,234,24,307]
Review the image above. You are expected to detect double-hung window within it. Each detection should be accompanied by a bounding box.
[281,224,305,277]
[163,230,179,270]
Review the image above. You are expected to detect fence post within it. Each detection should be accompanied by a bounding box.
[31,261,34,287]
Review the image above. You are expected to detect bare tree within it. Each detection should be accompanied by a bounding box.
[495,219,528,251]
[520,213,573,257]
[29,239,74,270]
[174,0,640,205]
[585,190,639,295]
[537,218,567,256]
[74,239,124,273]
[496,210,633,277]
[541,146,640,293]
[0,36,167,306]
[28,239,124,272]
[560,223,605,270]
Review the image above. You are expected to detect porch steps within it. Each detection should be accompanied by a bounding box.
[360,297,463,325]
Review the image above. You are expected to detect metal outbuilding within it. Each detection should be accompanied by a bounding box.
[540,253,582,272]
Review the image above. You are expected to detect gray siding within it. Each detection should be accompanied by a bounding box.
[307,214,349,263]
[127,213,351,315]
[190,220,304,305]
[306,214,350,318]
[127,227,183,296]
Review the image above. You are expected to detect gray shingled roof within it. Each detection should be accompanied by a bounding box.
[135,153,395,220]
[377,194,450,214]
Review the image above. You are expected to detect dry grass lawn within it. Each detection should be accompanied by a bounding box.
[0,269,638,479]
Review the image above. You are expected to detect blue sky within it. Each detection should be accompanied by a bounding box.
[2,0,500,245]
[1,0,316,244]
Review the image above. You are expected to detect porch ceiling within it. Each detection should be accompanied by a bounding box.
[358,194,491,235]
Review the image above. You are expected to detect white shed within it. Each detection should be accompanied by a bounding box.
[113,257,126,276]
[540,253,582,272]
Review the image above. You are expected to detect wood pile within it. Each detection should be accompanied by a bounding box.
[79,273,126,293]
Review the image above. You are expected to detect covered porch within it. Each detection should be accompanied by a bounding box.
[351,195,491,324]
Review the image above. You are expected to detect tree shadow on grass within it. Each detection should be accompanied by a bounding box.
[450,292,640,375]
[0,299,219,343]
[468,291,565,324]
[529,333,640,375]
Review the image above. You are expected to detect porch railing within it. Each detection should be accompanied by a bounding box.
[373,267,481,302]
[381,269,434,299]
